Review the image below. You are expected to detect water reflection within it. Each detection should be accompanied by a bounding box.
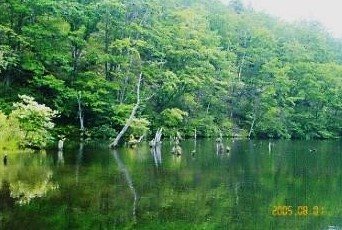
[215,143,231,158]
[172,154,182,167]
[3,154,7,166]
[268,141,272,153]
[151,144,162,167]
[75,142,84,184]
[1,140,342,229]
[57,150,64,165]
[11,171,56,205]
[112,149,137,221]
[0,179,15,210]
[327,226,342,230]
[234,182,240,205]
[0,151,58,205]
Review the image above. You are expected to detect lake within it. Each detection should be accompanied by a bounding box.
[0,139,342,229]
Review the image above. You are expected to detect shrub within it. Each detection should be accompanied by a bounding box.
[0,111,24,150]
[9,95,58,149]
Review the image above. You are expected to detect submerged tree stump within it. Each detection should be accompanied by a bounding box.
[149,128,163,148]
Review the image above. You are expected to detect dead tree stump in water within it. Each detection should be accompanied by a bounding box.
[149,128,163,148]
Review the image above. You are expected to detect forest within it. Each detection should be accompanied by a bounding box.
[1,0,342,148]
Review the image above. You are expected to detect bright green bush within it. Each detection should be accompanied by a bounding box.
[129,117,151,136]
[161,108,188,128]
[0,111,24,150]
[9,95,58,149]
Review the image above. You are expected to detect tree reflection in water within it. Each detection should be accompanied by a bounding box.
[0,179,15,210]
[0,151,58,205]
[57,150,64,165]
[151,143,162,167]
[75,142,84,184]
[112,150,138,221]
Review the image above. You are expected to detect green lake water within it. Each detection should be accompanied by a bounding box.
[1,139,342,229]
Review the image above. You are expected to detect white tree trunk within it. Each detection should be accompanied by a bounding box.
[109,73,142,148]
[248,115,256,138]
[76,91,84,131]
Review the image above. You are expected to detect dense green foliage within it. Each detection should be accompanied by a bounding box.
[1,0,342,140]
[0,95,57,149]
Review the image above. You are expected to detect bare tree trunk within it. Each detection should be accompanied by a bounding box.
[76,91,85,134]
[237,31,248,82]
[248,115,256,138]
[4,74,10,88]
[71,45,82,81]
[109,73,142,148]
[119,75,129,104]
[104,9,111,81]
[237,52,245,82]
[206,102,210,114]
[119,54,137,104]
[149,128,163,147]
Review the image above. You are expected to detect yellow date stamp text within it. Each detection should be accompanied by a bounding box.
[271,205,324,216]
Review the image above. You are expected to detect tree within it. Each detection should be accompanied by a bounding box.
[1,0,342,140]
[10,95,58,149]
